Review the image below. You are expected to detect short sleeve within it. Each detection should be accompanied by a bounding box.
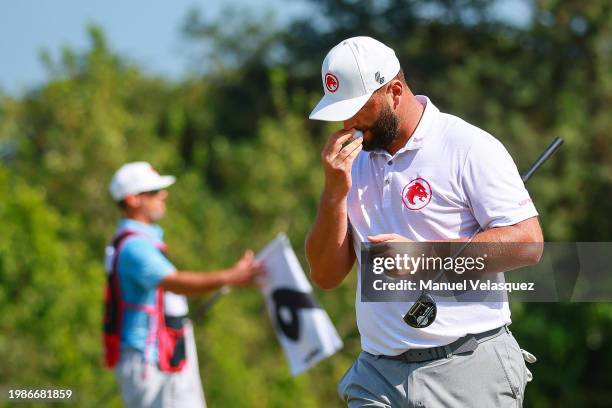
[461,136,538,229]
[118,237,177,290]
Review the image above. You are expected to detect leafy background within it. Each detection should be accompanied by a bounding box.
[0,0,610,406]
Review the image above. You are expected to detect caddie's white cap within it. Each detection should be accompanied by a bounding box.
[109,161,175,201]
[309,36,401,122]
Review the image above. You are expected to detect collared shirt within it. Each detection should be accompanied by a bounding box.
[112,219,187,359]
[347,95,538,355]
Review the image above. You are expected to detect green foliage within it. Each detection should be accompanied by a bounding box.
[0,166,116,407]
[0,0,610,406]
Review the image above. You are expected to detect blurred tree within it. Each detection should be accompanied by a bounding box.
[0,0,610,406]
[0,166,119,407]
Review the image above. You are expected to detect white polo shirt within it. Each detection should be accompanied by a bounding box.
[347,95,538,355]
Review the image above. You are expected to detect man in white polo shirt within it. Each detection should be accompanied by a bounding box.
[305,36,543,407]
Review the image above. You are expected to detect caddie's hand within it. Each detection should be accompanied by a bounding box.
[321,128,363,198]
[225,250,264,287]
[368,233,412,243]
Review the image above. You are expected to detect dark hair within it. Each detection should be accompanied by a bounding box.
[395,67,407,85]
[117,200,127,210]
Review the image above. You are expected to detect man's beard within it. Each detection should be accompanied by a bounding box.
[362,104,400,152]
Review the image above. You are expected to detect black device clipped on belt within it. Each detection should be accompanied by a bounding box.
[403,292,437,328]
[403,137,564,328]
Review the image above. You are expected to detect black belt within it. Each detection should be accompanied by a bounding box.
[382,325,508,363]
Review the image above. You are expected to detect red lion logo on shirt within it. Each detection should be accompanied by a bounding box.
[406,182,428,205]
[401,178,432,211]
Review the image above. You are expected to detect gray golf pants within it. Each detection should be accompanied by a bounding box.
[115,320,206,408]
[338,328,533,407]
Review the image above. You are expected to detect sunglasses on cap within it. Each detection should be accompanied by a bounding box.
[138,189,162,196]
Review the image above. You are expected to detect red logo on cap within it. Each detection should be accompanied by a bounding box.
[401,178,432,211]
[325,73,339,93]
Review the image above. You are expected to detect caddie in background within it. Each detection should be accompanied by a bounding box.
[305,36,543,407]
[104,162,263,408]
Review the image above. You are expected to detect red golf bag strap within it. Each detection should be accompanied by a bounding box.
[103,230,141,368]
[103,229,185,373]
[156,289,187,373]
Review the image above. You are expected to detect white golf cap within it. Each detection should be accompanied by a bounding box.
[309,36,401,122]
[109,161,175,201]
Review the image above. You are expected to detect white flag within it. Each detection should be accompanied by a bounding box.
[257,233,343,376]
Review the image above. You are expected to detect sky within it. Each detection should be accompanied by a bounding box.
[0,0,310,95]
[1,0,531,96]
